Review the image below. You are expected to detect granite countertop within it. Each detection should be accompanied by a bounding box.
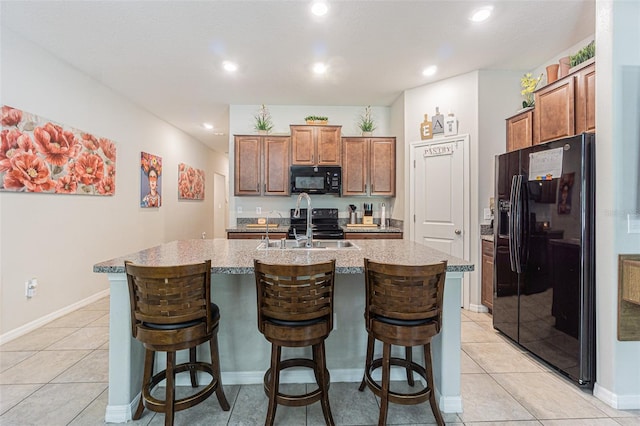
[481,234,494,242]
[94,239,473,275]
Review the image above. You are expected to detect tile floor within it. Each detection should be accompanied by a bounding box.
[1,298,639,425]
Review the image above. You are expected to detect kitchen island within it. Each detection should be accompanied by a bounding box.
[94,238,473,423]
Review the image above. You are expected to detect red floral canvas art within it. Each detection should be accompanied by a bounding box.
[1,105,116,195]
[178,163,205,200]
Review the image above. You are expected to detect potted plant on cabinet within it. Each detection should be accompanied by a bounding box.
[304,115,328,125]
[254,104,273,134]
[569,40,595,72]
[357,105,376,136]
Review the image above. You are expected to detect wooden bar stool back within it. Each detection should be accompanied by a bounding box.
[358,258,448,426]
[125,260,230,426]
[254,259,336,426]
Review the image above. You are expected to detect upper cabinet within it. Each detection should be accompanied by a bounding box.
[234,135,290,196]
[533,59,595,145]
[506,108,534,152]
[575,62,596,134]
[342,137,396,197]
[290,125,341,165]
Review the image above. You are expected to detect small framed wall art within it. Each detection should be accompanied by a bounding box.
[140,152,162,207]
[178,162,205,200]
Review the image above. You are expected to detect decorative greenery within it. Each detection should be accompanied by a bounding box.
[570,41,595,67]
[520,73,543,108]
[254,104,273,132]
[357,105,376,133]
[304,115,328,122]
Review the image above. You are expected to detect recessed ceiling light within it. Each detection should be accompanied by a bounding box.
[470,6,493,23]
[311,1,329,17]
[313,62,328,74]
[203,123,214,130]
[422,65,437,77]
[223,61,238,72]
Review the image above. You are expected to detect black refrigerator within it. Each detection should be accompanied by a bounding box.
[493,133,595,387]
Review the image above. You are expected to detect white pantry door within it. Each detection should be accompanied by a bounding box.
[410,135,468,260]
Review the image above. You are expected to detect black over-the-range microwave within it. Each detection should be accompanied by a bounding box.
[290,166,341,195]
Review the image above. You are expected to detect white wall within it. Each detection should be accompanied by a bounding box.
[593,0,640,409]
[227,104,397,223]
[0,29,228,337]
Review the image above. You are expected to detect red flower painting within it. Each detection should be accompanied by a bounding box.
[0,105,117,196]
[178,162,205,200]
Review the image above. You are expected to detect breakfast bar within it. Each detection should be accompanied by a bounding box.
[94,238,473,423]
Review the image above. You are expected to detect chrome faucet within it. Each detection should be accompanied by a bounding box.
[293,192,313,248]
[264,210,282,246]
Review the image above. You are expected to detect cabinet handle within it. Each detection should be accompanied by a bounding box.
[256,183,259,192]
[264,183,266,193]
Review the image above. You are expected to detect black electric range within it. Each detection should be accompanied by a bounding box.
[287,208,344,240]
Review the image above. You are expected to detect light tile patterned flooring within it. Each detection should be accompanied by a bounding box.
[1,298,639,425]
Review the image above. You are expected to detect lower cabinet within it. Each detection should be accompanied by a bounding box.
[481,239,494,311]
[345,232,402,240]
[227,232,287,240]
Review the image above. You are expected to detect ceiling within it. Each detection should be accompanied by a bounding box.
[1,1,595,154]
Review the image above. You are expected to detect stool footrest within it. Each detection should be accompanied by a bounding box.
[363,356,432,405]
[263,358,331,407]
[143,361,218,413]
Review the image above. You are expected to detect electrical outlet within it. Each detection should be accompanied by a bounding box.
[25,278,38,298]
[628,214,640,234]
[256,206,262,214]
[483,208,492,220]
[333,313,337,331]
[237,206,242,214]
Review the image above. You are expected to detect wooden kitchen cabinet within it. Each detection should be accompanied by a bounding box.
[534,75,575,145]
[481,239,494,311]
[234,135,290,196]
[345,232,402,240]
[506,108,533,152]
[575,62,596,134]
[227,232,287,239]
[533,59,595,145]
[290,125,341,165]
[342,137,396,196]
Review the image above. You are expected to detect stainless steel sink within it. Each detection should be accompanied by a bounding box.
[256,239,359,250]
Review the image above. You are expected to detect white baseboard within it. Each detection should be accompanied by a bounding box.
[105,393,139,424]
[594,382,640,410]
[0,289,110,345]
[467,303,489,313]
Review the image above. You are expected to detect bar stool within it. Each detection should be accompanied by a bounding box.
[358,258,448,426]
[125,260,230,426]
[253,259,336,426]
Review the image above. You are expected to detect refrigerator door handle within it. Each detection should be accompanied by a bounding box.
[508,175,518,272]
[513,175,523,274]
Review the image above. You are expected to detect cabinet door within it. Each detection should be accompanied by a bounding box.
[370,138,395,196]
[290,126,315,165]
[575,62,596,134]
[234,136,261,196]
[316,126,341,165]
[342,137,368,195]
[534,77,575,144]
[481,240,494,310]
[506,110,533,152]
[264,136,290,195]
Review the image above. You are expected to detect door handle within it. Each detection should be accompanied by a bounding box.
[455,229,462,235]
